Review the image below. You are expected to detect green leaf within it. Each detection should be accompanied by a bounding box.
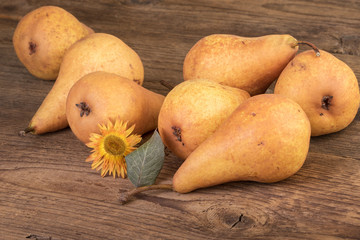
[126,130,165,188]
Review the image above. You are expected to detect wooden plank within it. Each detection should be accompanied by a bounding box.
[1,0,360,239]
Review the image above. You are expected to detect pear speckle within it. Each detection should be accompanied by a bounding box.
[172,126,184,146]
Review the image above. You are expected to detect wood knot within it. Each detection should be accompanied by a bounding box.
[205,205,257,230]
[334,35,360,56]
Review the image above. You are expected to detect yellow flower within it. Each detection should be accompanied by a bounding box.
[86,119,142,178]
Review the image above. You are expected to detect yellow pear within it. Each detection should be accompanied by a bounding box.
[183,34,299,95]
[275,49,360,136]
[25,33,144,135]
[158,79,250,160]
[13,6,94,80]
[173,94,311,193]
[66,72,164,144]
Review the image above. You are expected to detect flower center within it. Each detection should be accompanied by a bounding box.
[104,134,127,156]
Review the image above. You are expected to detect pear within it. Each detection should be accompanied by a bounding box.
[158,79,250,160]
[24,33,144,135]
[183,34,299,95]
[172,94,311,193]
[66,71,164,144]
[274,49,360,136]
[13,6,94,80]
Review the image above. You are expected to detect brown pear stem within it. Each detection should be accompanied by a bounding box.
[295,41,321,57]
[160,80,175,90]
[19,126,35,136]
[119,184,173,205]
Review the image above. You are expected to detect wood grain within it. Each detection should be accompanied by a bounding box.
[1,0,360,239]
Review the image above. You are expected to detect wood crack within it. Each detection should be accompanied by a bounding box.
[26,234,54,240]
[230,214,244,229]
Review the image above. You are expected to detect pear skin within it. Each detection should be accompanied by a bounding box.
[26,33,144,135]
[13,6,94,80]
[274,50,360,136]
[183,34,298,95]
[158,79,250,160]
[66,72,164,144]
[173,94,311,193]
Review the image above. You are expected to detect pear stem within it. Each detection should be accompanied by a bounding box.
[119,184,173,205]
[160,80,175,91]
[19,126,35,136]
[295,41,321,57]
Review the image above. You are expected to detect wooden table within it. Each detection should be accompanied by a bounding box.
[1,1,360,239]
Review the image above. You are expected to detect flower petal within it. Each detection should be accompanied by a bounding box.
[85,117,142,178]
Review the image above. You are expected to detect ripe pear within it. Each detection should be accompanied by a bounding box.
[274,49,360,136]
[66,71,164,144]
[13,6,94,80]
[173,94,311,193]
[158,79,250,160]
[25,33,144,135]
[183,34,299,95]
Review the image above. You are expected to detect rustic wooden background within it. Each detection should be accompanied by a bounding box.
[1,0,360,239]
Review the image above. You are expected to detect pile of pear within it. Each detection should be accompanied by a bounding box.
[14,6,164,143]
[158,34,360,193]
[14,6,360,194]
